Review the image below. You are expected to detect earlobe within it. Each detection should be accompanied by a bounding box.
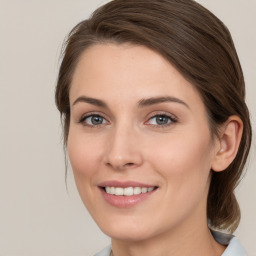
[211,116,243,172]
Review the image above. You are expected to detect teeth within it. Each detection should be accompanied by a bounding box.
[110,187,115,194]
[105,186,155,196]
[106,187,111,194]
[141,187,147,193]
[133,187,141,195]
[124,187,133,196]
[115,187,124,196]
[147,187,154,192]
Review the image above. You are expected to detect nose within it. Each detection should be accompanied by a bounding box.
[104,124,143,171]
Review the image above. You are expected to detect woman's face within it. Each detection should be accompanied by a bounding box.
[68,43,219,241]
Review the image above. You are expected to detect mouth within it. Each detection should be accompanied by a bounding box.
[98,181,158,208]
[102,186,156,196]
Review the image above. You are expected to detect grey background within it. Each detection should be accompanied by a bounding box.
[0,0,255,255]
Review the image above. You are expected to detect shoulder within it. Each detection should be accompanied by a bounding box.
[93,245,112,256]
[211,230,248,256]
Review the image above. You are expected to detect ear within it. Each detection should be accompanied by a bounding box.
[211,116,243,172]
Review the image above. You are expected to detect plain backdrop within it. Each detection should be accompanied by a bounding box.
[0,0,255,255]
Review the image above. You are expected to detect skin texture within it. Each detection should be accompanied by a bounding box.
[68,43,242,256]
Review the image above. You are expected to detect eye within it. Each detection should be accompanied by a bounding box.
[146,114,177,127]
[80,114,108,127]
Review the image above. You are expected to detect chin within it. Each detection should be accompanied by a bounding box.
[94,213,165,242]
[102,225,154,242]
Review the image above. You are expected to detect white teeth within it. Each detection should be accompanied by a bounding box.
[141,187,147,193]
[147,187,154,192]
[106,187,111,194]
[110,187,115,194]
[105,186,155,196]
[115,187,124,196]
[133,187,141,195]
[124,187,133,196]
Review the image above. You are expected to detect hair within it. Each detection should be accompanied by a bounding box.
[55,0,252,233]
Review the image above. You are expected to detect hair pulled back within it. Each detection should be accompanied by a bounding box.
[55,0,252,232]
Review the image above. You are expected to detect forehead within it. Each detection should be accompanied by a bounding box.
[69,43,204,111]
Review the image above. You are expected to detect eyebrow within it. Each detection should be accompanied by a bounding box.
[72,95,189,109]
[72,96,108,108]
[138,96,189,109]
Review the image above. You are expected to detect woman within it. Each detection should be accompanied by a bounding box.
[55,0,252,255]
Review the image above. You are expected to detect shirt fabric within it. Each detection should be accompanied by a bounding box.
[94,230,247,256]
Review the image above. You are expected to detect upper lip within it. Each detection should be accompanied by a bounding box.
[98,180,157,188]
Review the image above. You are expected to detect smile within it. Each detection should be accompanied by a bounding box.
[98,181,158,208]
[105,186,155,196]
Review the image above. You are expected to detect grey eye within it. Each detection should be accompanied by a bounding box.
[155,116,170,125]
[148,115,173,125]
[83,115,107,125]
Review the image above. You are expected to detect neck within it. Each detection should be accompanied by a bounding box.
[112,227,225,256]
[111,208,226,256]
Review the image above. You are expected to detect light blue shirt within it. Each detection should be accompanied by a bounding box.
[94,231,247,256]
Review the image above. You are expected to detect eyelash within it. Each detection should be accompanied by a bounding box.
[78,112,177,128]
[145,112,177,128]
[79,113,109,128]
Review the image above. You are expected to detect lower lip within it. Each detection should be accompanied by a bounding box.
[100,188,156,208]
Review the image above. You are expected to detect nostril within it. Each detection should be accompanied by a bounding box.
[122,162,138,170]
[106,161,136,170]
[125,163,135,167]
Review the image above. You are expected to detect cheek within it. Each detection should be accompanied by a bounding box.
[67,129,108,216]
[67,130,103,184]
[144,130,213,227]
[146,127,213,191]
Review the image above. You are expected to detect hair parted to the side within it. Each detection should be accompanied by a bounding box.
[55,0,252,232]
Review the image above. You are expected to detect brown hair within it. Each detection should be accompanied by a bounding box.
[55,0,252,232]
